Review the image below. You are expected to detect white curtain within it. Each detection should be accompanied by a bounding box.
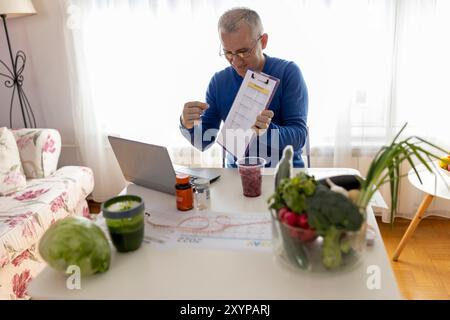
[60,0,126,202]
[58,0,450,218]
[384,0,450,221]
[330,0,450,221]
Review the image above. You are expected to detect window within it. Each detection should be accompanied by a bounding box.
[79,0,450,166]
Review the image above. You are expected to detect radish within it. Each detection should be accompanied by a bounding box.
[278,207,289,220]
[283,211,298,226]
[297,214,310,229]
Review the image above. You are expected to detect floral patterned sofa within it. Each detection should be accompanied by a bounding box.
[0,128,94,299]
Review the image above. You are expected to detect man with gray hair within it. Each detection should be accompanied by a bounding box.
[180,7,308,167]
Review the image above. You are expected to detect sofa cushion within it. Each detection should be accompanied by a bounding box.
[0,166,94,268]
[0,127,26,196]
[13,129,61,179]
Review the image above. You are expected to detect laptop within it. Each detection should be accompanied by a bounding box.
[108,136,221,195]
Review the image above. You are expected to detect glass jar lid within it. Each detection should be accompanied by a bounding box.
[193,178,209,188]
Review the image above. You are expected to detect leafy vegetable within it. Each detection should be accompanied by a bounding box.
[38,216,111,276]
[304,184,363,269]
[268,172,317,213]
[321,226,344,269]
[305,184,363,234]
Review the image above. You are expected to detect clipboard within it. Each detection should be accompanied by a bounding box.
[216,69,280,161]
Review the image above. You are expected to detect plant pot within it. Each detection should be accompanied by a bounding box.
[271,209,367,273]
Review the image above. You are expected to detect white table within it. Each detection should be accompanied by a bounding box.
[393,162,450,261]
[28,168,402,300]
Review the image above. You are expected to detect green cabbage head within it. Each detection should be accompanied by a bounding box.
[38,216,111,275]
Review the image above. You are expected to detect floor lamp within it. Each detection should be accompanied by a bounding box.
[0,0,36,128]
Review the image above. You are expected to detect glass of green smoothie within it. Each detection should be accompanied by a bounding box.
[101,195,145,253]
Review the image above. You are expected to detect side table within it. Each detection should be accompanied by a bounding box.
[392,162,450,261]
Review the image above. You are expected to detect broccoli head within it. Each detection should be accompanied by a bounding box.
[305,184,364,269]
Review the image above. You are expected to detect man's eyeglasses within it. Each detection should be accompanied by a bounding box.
[219,35,262,60]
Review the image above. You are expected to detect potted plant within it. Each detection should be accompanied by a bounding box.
[354,123,450,225]
[268,123,449,272]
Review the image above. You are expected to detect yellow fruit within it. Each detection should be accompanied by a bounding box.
[439,156,450,169]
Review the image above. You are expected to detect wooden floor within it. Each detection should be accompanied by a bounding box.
[377,217,450,300]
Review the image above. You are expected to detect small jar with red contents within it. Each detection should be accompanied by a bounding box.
[175,174,193,211]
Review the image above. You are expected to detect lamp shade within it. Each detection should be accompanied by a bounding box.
[0,0,36,18]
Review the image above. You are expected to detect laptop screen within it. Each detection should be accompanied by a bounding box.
[108,136,177,195]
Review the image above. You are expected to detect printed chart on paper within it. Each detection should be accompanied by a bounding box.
[227,83,269,131]
[143,210,272,252]
[216,69,279,160]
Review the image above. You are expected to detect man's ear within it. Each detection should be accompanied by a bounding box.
[261,33,268,50]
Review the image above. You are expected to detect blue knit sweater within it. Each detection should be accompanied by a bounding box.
[180,54,308,167]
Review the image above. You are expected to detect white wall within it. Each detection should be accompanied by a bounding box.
[0,0,80,166]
